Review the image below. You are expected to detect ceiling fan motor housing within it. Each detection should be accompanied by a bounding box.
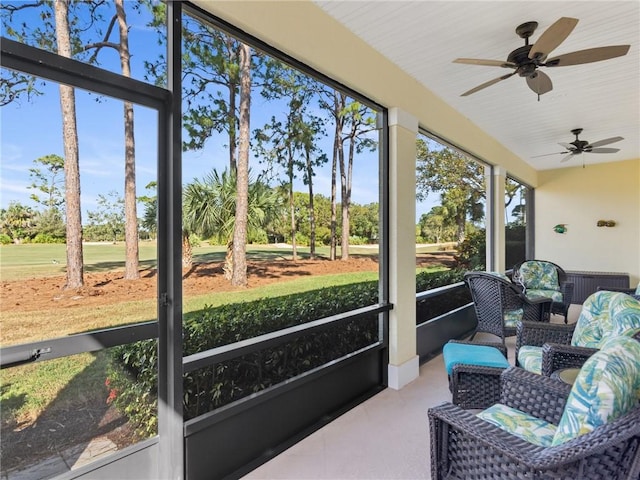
[507,46,540,76]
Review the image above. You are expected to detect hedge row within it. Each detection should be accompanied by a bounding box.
[106,269,466,435]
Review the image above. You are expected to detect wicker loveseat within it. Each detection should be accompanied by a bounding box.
[512,260,574,322]
[516,290,640,375]
[428,335,640,480]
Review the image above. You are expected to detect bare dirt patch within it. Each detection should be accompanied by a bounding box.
[1,253,455,313]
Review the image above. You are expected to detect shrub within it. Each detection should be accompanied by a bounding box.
[0,234,12,245]
[107,269,463,435]
[31,233,65,244]
[454,229,486,270]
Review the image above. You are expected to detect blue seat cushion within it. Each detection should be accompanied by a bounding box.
[443,342,509,375]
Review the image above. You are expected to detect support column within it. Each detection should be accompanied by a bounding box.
[488,165,507,272]
[387,108,419,389]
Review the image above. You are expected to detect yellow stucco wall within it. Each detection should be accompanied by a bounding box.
[536,159,640,287]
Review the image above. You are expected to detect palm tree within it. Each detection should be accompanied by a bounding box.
[182,169,283,280]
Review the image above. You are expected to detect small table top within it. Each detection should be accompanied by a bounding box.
[552,368,581,385]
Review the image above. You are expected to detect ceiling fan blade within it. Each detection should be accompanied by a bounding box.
[531,151,568,158]
[529,17,578,59]
[526,70,553,95]
[545,45,630,66]
[453,58,517,68]
[590,147,620,154]
[589,136,624,148]
[560,153,575,163]
[558,142,574,150]
[460,71,516,96]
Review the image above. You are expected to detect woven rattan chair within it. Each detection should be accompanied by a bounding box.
[428,365,640,480]
[516,290,640,376]
[464,271,552,348]
[512,260,574,323]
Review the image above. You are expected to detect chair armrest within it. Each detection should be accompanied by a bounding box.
[499,367,571,424]
[516,321,575,352]
[540,343,598,376]
[597,285,634,294]
[527,406,640,471]
[559,281,574,305]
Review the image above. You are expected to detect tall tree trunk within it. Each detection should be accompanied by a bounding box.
[339,146,349,260]
[55,0,83,289]
[456,212,466,244]
[288,167,297,261]
[231,43,251,287]
[341,132,355,260]
[182,231,192,267]
[116,0,139,280]
[226,37,237,173]
[306,148,316,259]
[329,91,344,261]
[330,135,338,261]
[228,80,237,173]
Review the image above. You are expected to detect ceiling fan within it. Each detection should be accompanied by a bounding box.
[453,17,630,98]
[534,128,624,163]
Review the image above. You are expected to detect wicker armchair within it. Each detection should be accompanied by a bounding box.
[429,363,640,480]
[464,272,552,348]
[516,290,640,375]
[512,260,574,323]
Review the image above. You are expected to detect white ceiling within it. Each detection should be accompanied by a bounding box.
[314,1,639,170]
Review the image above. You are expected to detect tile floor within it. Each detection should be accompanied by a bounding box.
[242,306,580,480]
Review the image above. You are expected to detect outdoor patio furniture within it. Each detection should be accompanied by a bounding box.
[442,340,510,409]
[512,260,574,323]
[428,335,640,480]
[464,271,552,348]
[598,283,640,300]
[516,290,640,376]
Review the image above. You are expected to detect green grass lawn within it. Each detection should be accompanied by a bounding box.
[0,241,448,433]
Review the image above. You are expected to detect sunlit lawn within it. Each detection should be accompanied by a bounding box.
[0,241,448,430]
[0,242,377,426]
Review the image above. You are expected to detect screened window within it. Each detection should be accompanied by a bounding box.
[416,131,487,271]
[505,177,529,268]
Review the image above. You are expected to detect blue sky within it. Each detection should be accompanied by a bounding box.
[0,1,434,225]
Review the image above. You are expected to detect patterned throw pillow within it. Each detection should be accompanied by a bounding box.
[571,291,613,347]
[551,335,640,446]
[517,346,543,375]
[519,261,560,292]
[572,291,640,348]
[608,293,640,343]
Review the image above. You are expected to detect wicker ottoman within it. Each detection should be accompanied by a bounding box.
[442,341,510,409]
